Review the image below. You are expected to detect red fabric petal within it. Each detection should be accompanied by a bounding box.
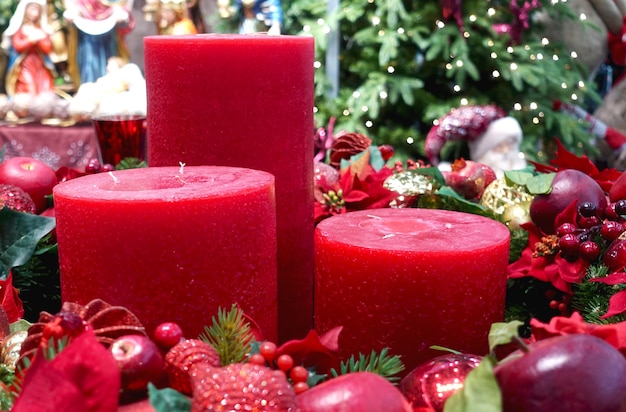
[277,328,342,375]
[0,270,24,323]
[530,312,626,356]
[13,330,121,411]
[602,290,626,319]
[589,272,626,285]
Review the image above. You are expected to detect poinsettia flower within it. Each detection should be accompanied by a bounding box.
[531,138,621,192]
[508,202,589,293]
[530,312,626,356]
[0,270,24,323]
[276,326,343,376]
[314,161,398,224]
[12,329,121,412]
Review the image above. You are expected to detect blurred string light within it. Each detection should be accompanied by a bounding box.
[332,0,585,142]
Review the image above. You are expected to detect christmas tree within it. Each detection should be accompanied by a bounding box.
[280,0,605,164]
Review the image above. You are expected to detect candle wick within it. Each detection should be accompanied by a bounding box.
[175,175,187,185]
[444,223,452,229]
[108,171,119,184]
[366,214,382,220]
[382,234,395,239]
[179,162,185,175]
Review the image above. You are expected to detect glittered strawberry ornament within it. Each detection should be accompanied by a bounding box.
[190,362,298,411]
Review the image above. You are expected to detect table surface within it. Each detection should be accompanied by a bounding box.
[0,122,100,171]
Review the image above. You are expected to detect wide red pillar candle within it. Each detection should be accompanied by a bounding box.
[144,34,314,342]
[314,208,510,372]
[54,166,277,341]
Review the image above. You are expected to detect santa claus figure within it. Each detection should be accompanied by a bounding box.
[424,105,527,177]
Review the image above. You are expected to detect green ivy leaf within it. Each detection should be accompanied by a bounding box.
[0,208,56,277]
[443,356,502,412]
[148,384,191,412]
[487,320,524,353]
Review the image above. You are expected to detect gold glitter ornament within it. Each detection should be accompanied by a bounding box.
[480,177,533,223]
[384,171,434,196]
[502,201,532,230]
[1,331,27,371]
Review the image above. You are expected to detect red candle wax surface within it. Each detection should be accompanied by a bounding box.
[314,208,510,372]
[53,166,277,341]
[144,34,314,342]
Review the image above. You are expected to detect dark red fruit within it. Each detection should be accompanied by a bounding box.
[530,169,608,234]
[616,200,626,216]
[85,158,101,174]
[495,334,626,412]
[577,201,597,217]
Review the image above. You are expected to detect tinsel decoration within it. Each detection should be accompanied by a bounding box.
[0,331,27,371]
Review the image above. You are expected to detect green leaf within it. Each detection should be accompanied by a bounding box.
[487,320,524,353]
[149,384,191,412]
[504,170,554,195]
[435,186,490,216]
[443,356,502,412]
[430,345,462,355]
[525,174,554,195]
[0,208,56,277]
[9,319,31,333]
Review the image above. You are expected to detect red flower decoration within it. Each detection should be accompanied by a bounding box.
[0,270,24,323]
[508,202,588,293]
[314,150,398,224]
[276,326,342,376]
[12,330,121,411]
[530,312,626,356]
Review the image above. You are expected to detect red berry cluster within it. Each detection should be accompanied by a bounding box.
[556,201,626,264]
[248,341,310,394]
[84,158,115,174]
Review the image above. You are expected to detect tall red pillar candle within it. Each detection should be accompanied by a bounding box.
[314,208,510,372]
[53,166,277,341]
[144,34,314,342]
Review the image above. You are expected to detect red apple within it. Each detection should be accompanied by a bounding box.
[494,334,626,412]
[298,372,412,412]
[529,169,607,234]
[0,157,58,213]
[110,334,165,392]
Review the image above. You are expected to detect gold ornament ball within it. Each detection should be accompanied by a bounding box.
[502,201,532,230]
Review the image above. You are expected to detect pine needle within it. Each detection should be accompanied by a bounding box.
[330,348,405,384]
[198,304,255,365]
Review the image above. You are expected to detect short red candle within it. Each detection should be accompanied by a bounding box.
[53,166,277,340]
[314,208,510,372]
[144,34,314,342]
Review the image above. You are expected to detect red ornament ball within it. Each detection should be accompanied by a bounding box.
[399,353,481,412]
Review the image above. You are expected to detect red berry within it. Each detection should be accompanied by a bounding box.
[276,354,294,372]
[602,221,624,242]
[606,203,619,221]
[289,365,309,383]
[259,341,277,363]
[556,223,577,236]
[559,234,580,256]
[85,158,101,174]
[248,353,266,366]
[616,200,626,216]
[577,201,597,217]
[153,322,184,350]
[577,215,601,229]
[579,241,601,262]
[293,381,309,394]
